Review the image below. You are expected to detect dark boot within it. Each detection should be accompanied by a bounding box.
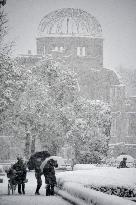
[35,192,40,195]
[35,185,41,195]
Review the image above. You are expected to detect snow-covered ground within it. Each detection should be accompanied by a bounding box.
[1,166,136,205]
[0,171,71,205]
[57,166,136,188]
[56,165,136,205]
[0,195,71,205]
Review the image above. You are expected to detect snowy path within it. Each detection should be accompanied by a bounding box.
[0,195,71,205]
[0,171,71,205]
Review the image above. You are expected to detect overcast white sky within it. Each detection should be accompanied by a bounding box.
[4,0,136,69]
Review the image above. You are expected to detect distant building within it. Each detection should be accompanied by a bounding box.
[36,8,121,101]
[35,8,136,159]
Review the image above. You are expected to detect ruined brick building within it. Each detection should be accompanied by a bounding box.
[35,8,136,159]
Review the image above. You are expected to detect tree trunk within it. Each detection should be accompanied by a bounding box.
[24,129,31,160]
[31,135,36,154]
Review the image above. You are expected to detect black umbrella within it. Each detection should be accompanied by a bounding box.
[27,151,50,170]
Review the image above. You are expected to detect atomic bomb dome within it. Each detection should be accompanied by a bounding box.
[37,8,102,38]
[36,8,103,71]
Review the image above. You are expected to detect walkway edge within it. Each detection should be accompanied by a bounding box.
[55,187,91,205]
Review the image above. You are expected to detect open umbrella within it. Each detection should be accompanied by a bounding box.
[116,154,134,163]
[27,151,50,170]
[40,156,65,172]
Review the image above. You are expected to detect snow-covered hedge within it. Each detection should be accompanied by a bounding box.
[56,182,136,205]
[56,167,136,204]
[74,164,97,170]
[86,184,136,197]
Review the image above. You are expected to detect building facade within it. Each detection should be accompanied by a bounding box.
[36,8,136,159]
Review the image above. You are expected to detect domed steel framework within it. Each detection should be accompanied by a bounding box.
[37,8,102,38]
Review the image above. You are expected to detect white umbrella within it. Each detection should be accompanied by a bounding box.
[116,155,134,163]
[40,156,65,172]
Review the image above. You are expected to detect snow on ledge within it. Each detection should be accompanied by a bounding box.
[57,167,136,188]
[61,182,136,205]
[74,164,97,170]
[55,187,88,205]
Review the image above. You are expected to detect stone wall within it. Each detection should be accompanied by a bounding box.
[36,36,103,70]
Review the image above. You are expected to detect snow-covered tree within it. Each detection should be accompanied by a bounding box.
[65,98,111,164]
[16,57,111,160]
[16,58,79,156]
[0,10,26,135]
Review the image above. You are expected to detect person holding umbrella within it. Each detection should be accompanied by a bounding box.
[41,157,58,196]
[27,151,50,195]
[118,157,128,168]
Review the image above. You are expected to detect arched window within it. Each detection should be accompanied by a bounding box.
[60,47,64,52]
[55,47,59,51]
[77,47,86,56]
[53,46,64,52]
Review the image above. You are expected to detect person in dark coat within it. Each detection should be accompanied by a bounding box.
[12,157,27,194]
[118,157,128,168]
[34,157,43,195]
[6,165,17,185]
[43,159,58,196]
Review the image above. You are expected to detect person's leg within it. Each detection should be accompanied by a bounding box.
[22,183,25,194]
[18,184,22,194]
[46,184,50,196]
[50,184,54,195]
[35,173,39,194]
[35,173,42,195]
